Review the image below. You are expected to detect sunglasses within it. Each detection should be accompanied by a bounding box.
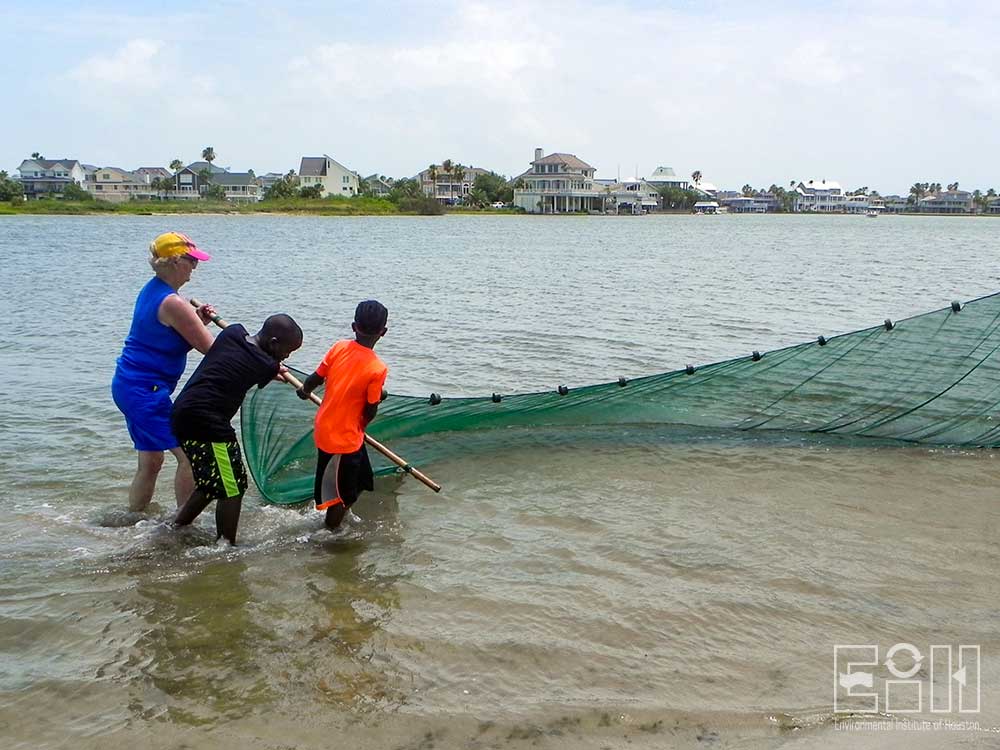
[182,255,199,267]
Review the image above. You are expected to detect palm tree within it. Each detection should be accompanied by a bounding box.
[427,164,439,199]
[452,162,466,203]
[741,183,754,197]
[169,159,183,172]
[441,159,454,203]
[691,170,702,188]
[201,147,216,171]
[31,152,44,160]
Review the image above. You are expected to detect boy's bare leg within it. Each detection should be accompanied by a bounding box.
[170,447,195,509]
[324,503,347,530]
[319,455,346,530]
[215,496,244,545]
[129,450,165,512]
[175,489,212,527]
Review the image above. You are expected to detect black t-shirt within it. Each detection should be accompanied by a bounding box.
[171,324,279,442]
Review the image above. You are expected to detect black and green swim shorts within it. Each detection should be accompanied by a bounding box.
[181,439,248,500]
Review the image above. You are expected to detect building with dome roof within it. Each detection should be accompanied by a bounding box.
[646,166,689,190]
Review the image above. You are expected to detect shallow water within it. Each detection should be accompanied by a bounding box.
[1,214,999,748]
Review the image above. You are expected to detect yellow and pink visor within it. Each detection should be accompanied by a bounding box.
[150,231,211,261]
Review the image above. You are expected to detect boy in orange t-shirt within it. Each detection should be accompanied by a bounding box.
[297,300,389,530]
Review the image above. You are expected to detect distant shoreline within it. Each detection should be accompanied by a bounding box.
[0,200,993,218]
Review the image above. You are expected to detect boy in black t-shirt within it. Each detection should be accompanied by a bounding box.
[172,314,303,544]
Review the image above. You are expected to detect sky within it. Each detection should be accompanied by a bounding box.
[3,0,998,194]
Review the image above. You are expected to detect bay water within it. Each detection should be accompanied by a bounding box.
[1,214,998,748]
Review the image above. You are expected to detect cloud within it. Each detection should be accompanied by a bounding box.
[6,0,998,191]
[70,38,164,89]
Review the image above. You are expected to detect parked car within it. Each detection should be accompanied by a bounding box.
[491,201,506,209]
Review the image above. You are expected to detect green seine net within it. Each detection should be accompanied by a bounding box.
[241,294,1000,505]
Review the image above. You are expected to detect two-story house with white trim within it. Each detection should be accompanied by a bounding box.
[918,190,974,214]
[795,179,846,212]
[16,158,87,199]
[86,167,158,202]
[513,148,603,213]
[299,155,359,196]
[606,179,662,214]
[210,172,261,203]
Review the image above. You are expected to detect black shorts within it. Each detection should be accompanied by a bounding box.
[181,439,248,500]
[314,445,374,510]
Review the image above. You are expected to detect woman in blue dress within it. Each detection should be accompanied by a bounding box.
[112,232,216,512]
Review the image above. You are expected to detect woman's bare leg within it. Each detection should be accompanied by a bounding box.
[129,450,165,512]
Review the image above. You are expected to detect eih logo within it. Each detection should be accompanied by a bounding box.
[834,643,980,714]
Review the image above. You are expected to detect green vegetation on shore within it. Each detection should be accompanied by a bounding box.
[0,196,403,216]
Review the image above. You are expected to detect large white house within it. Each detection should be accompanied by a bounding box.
[16,158,87,199]
[513,148,604,213]
[299,155,359,196]
[795,179,846,212]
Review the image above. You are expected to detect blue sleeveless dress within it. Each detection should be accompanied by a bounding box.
[111,277,193,451]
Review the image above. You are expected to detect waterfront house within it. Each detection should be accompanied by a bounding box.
[299,155,359,196]
[363,174,393,197]
[646,166,689,190]
[417,165,491,203]
[882,195,909,214]
[987,197,1000,215]
[691,180,719,198]
[134,167,172,182]
[513,148,603,213]
[16,158,87,199]
[794,179,846,212]
[166,161,230,200]
[606,179,661,214]
[721,195,770,213]
[185,161,227,175]
[210,172,260,203]
[86,167,157,202]
[917,190,974,214]
[171,167,207,200]
[256,172,286,194]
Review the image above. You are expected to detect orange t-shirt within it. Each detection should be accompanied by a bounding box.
[313,340,388,454]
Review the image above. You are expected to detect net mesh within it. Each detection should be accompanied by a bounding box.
[241,293,1000,505]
